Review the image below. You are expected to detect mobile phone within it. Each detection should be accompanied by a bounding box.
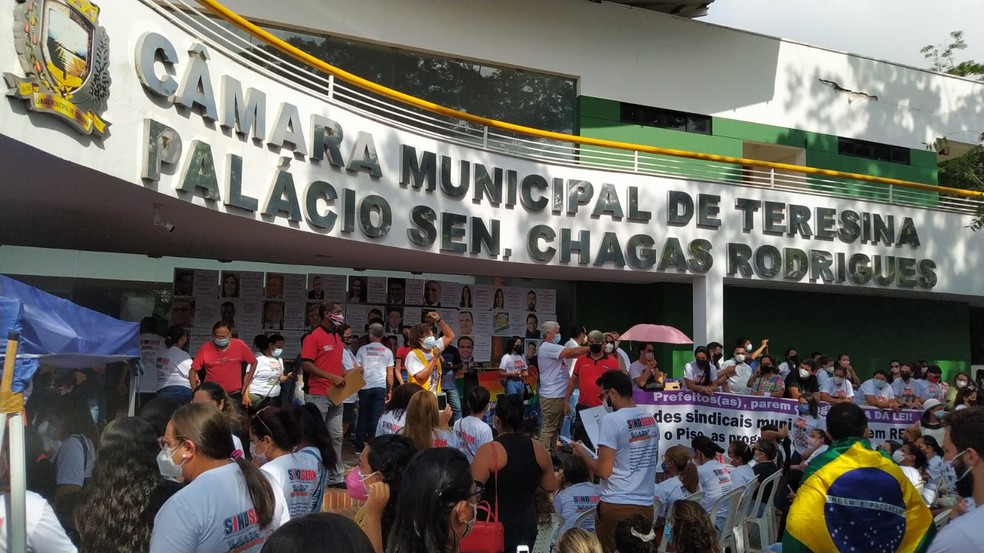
[558,435,574,446]
[437,392,448,411]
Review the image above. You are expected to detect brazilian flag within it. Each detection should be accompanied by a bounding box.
[783,437,934,553]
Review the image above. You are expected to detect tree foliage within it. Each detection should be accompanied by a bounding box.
[920,31,984,80]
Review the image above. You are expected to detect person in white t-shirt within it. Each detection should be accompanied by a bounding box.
[727,441,756,487]
[683,346,720,395]
[157,326,193,403]
[718,345,754,395]
[553,454,601,532]
[355,324,396,452]
[819,365,855,404]
[573,370,659,553]
[498,337,529,397]
[891,362,929,409]
[401,390,458,450]
[375,383,422,437]
[0,490,77,553]
[654,445,701,523]
[854,370,900,410]
[150,403,289,553]
[453,386,493,462]
[251,406,326,520]
[691,435,735,531]
[628,343,664,391]
[539,321,590,453]
[243,334,289,409]
[927,407,984,553]
[404,313,455,392]
[138,317,165,402]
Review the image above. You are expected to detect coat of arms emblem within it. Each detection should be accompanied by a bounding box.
[4,0,111,137]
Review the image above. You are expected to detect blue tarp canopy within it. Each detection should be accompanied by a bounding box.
[0,275,139,392]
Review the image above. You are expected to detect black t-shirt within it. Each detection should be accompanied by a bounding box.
[784,373,819,398]
[440,345,462,389]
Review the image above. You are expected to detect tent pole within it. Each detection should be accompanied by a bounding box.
[2,331,26,553]
[128,361,138,417]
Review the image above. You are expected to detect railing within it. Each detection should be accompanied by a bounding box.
[143,0,984,216]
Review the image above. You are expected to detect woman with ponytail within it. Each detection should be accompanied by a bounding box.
[149,403,288,553]
[251,405,326,520]
[158,326,193,403]
[653,444,700,535]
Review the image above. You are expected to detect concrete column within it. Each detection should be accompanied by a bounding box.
[692,272,724,348]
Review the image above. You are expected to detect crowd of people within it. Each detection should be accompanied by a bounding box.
[3,312,982,553]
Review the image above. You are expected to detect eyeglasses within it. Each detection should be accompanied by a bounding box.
[597,389,610,400]
[158,436,185,450]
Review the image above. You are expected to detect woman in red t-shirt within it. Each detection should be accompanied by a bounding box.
[191,321,256,402]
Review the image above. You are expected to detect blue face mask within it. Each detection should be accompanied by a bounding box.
[272,348,283,358]
[552,334,562,344]
[663,519,673,545]
[214,337,230,348]
[422,336,439,350]
[933,409,946,419]
[797,404,810,415]
[874,380,887,390]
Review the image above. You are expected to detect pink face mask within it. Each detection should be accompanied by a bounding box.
[345,467,378,501]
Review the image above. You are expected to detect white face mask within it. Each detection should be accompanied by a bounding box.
[604,343,614,353]
[157,444,186,481]
[956,380,968,389]
[892,449,906,464]
[833,376,845,386]
[734,354,746,363]
[799,368,811,379]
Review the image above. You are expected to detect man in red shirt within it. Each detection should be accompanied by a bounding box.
[190,321,256,404]
[564,330,622,449]
[301,302,348,487]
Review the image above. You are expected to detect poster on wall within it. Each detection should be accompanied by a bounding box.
[421,279,444,308]
[219,271,241,299]
[472,284,493,311]
[173,268,195,297]
[283,301,306,330]
[169,297,195,328]
[282,273,307,302]
[366,277,388,305]
[441,282,462,308]
[404,279,424,305]
[503,288,525,312]
[456,334,482,363]
[307,274,347,304]
[264,273,285,299]
[236,271,266,301]
[457,284,476,309]
[261,300,285,330]
[386,277,407,305]
[347,276,368,304]
[383,306,405,334]
[533,288,556,314]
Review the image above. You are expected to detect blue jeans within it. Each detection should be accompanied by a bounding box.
[445,384,462,424]
[504,379,525,396]
[355,387,387,450]
[158,385,192,404]
[561,388,579,439]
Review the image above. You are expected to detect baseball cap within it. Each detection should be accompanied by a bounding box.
[692,435,725,455]
[922,398,943,412]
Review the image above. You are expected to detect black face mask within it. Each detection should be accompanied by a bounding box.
[589,343,603,354]
[788,355,799,365]
[901,372,912,381]
[696,358,710,369]
[514,344,523,354]
[712,353,723,363]
[761,364,774,372]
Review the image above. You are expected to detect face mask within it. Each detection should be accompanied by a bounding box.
[589,343,603,354]
[552,334,561,344]
[603,394,614,413]
[928,374,941,383]
[799,368,811,379]
[646,352,654,362]
[604,343,614,354]
[712,353,723,363]
[157,444,186,481]
[808,436,821,449]
[833,376,845,386]
[422,336,439,350]
[788,355,800,365]
[272,348,283,358]
[250,440,268,466]
[824,365,835,374]
[660,461,668,473]
[663,520,673,545]
[874,380,887,390]
[514,344,523,354]
[892,449,906,464]
[900,372,911,381]
[745,344,753,353]
[797,404,810,415]
[734,354,746,363]
[934,410,946,419]
[214,337,230,348]
[761,364,773,373]
[38,421,60,455]
[947,449,974,483]
[696,359,710,369]
[956,380,968,389]
[345,467,379,501]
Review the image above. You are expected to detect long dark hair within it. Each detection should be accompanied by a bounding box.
[194,382,241,434]
[385,448,472,553]
[47,394,99,445]
[170,404,276,529]
[299,403,336,470]
[77,417,167,553]
[252,406,303,452]
[367,435,417,550]
[384,383,423,416]
[261,513,373,553]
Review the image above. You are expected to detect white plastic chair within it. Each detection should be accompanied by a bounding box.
[731,479,760,553]
[711,484,748,553]
[683,489,704,503]
[739,470,784,553]
[571,506,596,529]
[531,513,565,553]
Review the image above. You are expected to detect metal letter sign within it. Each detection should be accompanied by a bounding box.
[4,0,111,137]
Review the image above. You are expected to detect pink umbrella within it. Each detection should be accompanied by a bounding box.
[619,324,692,344]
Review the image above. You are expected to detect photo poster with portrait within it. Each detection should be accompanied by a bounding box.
[382,305,405,336]
[420,279,444,308]
[524,339,542,366]
[385,277,407,305]
[347,275,368,304]
[345,304,386,337]
[282,273,307,302]
[261,300,286,330]
[264,273,285,299]
[306,274,347,304]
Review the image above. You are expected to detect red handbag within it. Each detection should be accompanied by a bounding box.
[459,443,505,553]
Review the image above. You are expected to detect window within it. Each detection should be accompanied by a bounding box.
[837,138,910,165]
[619,103,711,135]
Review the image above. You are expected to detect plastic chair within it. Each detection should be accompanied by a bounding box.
[731,479,760,553]
[531,513,565,553]
[653,497,663,521]
[739,470,784,553]
[572,506,596,529]
[683,489,704,503]
[711,484,747,553]
[933,508,952,531]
